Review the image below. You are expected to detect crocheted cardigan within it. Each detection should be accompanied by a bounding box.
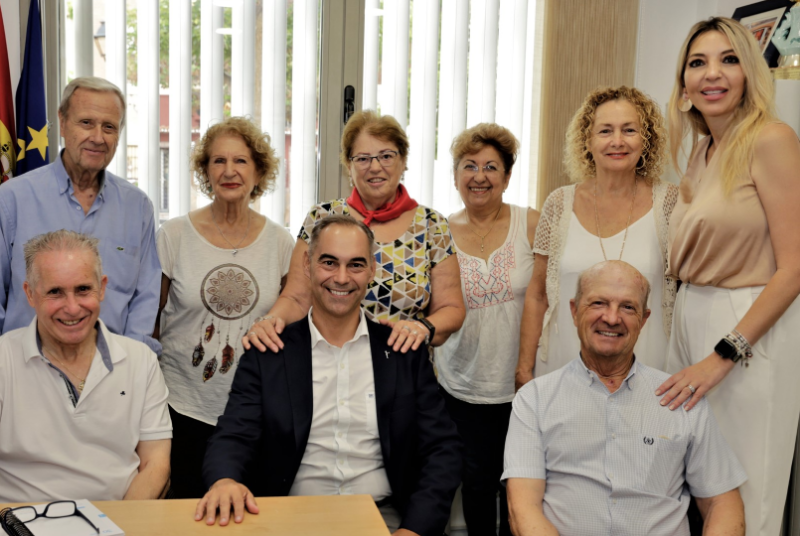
[533,179,679,363]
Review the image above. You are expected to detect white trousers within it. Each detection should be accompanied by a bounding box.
[667,284,800,536]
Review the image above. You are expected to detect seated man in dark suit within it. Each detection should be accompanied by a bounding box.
[195,214,462,536]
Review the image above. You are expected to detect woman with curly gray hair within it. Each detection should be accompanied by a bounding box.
[153,116,294,498]
[515,86,678,388]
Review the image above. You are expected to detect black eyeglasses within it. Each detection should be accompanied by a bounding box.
[349,150,399,169]
[10,501,99,534]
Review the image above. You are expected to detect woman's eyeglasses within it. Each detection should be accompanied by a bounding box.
[349,151,399,169]
[460,163,505,178]
[10,501,99,534]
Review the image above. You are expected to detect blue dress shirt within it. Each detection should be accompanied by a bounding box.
[0,152,162,354]
[503,358,747,536]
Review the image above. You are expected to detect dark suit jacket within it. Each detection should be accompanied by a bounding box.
[203,317,462,536]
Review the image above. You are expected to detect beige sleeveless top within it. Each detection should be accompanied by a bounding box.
[668,135,775,288]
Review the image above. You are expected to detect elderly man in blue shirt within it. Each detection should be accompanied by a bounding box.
[0,77,161,353]
[503,260,746,535]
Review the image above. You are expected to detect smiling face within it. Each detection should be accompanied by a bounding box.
[59,89,123,181]
[24,248,107,350]
[683,30,745,123]
[570,263,650,362]
[455,145,509,210]
[207,134,259,204]
[305,224,375,321]
[588,99,644,176]
[348,132,405,211]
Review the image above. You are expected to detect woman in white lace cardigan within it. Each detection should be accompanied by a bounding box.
[515,86,678,388]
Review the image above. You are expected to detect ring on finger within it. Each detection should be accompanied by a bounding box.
[411,330,419,336]
[687,384,696,394]
[401,325,412,332]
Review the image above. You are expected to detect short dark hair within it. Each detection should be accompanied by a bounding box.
[307,215,375,261]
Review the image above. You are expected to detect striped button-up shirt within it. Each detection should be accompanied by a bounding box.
[502,358,746,535]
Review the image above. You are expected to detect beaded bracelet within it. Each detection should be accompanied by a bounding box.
[726,329,753,367]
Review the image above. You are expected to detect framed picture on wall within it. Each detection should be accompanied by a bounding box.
[732,0,794,67]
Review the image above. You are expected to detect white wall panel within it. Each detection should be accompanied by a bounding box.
[260,0,288,223]
[407,0,440,206]
[168,0,192,217]
[289,0,319,233]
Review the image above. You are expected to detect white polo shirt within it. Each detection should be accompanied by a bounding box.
[0,317,172,502]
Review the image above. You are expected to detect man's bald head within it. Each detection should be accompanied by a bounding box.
[574,261,651,311]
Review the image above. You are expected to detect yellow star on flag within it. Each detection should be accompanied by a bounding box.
[26,125,48,160]
[17,139,26,161]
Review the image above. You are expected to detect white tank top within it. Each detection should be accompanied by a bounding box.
[536,208,667,378]
[436,205,535,404]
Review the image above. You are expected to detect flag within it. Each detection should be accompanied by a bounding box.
[15,0,48,175]
[0,5,16,182]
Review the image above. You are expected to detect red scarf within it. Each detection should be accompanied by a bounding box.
[346,184,418,226]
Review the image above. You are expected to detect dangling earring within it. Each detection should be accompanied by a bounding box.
[679,91,693,113]
[349,177,355,188]
[636,155,647,176]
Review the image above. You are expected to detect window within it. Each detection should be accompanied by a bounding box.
[59,0,541,232]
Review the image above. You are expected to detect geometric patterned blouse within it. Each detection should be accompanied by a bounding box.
[298,198,454,323]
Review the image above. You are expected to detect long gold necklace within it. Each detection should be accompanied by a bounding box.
[593,179,637,261]
[48,352,89,392]
[466,204,503,253]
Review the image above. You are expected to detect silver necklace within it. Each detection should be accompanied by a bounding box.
[593,178,637,261]
[211,206,251,256]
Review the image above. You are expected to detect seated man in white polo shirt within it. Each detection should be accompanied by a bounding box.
[0,230,172,502]
[503,261,747,535]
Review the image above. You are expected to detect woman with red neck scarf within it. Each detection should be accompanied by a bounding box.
[244,110,465,354]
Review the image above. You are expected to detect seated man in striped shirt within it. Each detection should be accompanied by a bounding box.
[503,260,746,535]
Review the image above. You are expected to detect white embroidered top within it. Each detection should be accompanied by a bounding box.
[437,205,534,404]
[533,180,678,374]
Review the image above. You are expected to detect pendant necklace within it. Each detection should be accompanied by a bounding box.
[211,205,251,256]
[48,351,88,392]
[593,179,637,261]
[466,204,503,253]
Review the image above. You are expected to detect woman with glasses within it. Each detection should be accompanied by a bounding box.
[516,86,678,388]
[436,124,538,536]
[244,110,465,353]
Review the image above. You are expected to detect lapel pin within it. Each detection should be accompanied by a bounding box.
[384,350,390,360]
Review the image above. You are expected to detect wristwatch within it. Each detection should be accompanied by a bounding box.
[714,338,741,362]
[419,317,436,345]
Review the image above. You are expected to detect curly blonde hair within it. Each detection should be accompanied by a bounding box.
[564,86,667,183]
[450,123,519,174]
[191,116,279,201]
[667,17,776,195]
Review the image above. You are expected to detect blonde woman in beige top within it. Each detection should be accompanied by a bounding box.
[659,17,800,536]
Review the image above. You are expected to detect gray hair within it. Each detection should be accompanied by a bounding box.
[59,77,126,127]
[24,230,103,288]
[574,260,651,311]
[308,214,375,261]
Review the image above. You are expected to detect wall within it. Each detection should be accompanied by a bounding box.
[536,0,641,206]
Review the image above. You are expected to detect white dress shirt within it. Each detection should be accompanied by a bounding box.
[289,309,391,500]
